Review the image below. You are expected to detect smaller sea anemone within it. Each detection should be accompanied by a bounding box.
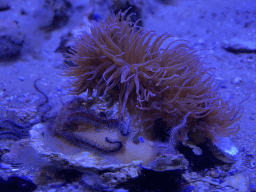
[65,9,242,146]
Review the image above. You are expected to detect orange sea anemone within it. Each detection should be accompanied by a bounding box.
[65,9,242,142]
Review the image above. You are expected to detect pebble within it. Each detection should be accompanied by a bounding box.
[209,169,219,178]
[233,77,242,84]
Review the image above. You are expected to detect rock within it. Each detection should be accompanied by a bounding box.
[0,20,25,61]
[233,77,242,84]
[208,169,219,178]
[141,154,188,172]
[222,37,256,54]
[220,174,250,192]
[100,165,141,186]
[39,0,72,32]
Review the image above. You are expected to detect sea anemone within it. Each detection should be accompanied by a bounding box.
[65,9,242,143]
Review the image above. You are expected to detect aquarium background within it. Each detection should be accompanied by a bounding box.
[0,0,255,191]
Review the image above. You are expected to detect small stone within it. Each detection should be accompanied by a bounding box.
[233,77,242,84]
[209,170,219,178]
[18,76,25,81]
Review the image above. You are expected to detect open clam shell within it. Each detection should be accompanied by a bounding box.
[207,135,239,163]
[29,122,188,187]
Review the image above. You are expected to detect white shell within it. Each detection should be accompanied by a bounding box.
[29,122,188,186]
[209,135,239,163]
